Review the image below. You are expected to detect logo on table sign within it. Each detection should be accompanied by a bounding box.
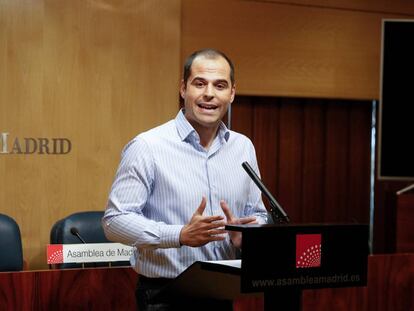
[296,234,322,268]
[47,244,64,264]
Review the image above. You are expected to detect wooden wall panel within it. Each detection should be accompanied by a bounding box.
[182,0,410,100]
[252,99,280,208]
[0,0,181,269]
[231,97,254,139]
[232,96,371,225]
[396,194,414,252]
[348,102,373,222]
[302,101,325,222]
[302,254,414,311]
[0,254,412,310]
[249,0,414,15]
[324,103,350,222]
[2,0,411,271]
[0,267,137,310]
[277,99,304,222]
[181,0,411,252]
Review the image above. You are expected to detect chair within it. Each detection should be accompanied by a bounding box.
[50,211,130,269]
[0,213,24,271]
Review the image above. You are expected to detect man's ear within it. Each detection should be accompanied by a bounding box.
[180,80,186,99]
[230,83,236,103]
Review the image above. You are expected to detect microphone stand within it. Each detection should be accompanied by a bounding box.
[242,161,290,224]
[70,227,87,268]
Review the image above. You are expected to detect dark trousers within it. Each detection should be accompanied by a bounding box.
[136,275,233,311]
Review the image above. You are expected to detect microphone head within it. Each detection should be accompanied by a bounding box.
[70,227,79,236]
[241,161,250,170]
[70,227,87,243]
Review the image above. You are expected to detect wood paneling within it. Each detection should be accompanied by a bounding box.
[365,253,414,311]
[1,254,412,310]
[232,96,371,224]
[2,0,412,271]
[277,99,304,221]
[324,102,350,221]
[302,101,325,221]
[182,0,409,100]
[231,97,254,139]
[305,253,414,311]
[253,99,280,206]
[248,0,414,16]
[0,0,181,269]
[396,194,414,252]
[0,267,137,310]
[348,102,373,222]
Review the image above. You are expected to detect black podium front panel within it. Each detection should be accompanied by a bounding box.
[229,224,368,293]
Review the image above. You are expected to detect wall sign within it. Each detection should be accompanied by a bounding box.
[0,132,71,155]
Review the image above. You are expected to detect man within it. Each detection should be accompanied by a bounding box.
[103,49,269,310]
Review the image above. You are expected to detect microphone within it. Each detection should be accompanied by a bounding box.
[70,227,87,244]
[242,161,290,224]
[70,227,90,268]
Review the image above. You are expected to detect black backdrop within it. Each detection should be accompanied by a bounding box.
[379,19,414,180]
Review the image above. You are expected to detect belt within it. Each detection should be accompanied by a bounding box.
[138,274,173,287]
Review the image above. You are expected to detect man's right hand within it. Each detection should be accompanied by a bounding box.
[179,197,226,247]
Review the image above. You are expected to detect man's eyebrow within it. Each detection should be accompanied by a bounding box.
[191,77,207,82]
[214,79,229,85]
[191,77,229,84]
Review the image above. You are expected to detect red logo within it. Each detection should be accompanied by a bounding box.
[296,234,322,268]
[47,244,64,264]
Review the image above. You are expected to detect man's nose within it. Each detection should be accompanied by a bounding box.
[203,84,214,99]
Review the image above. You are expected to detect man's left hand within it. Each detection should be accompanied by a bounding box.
[220,200,257,248]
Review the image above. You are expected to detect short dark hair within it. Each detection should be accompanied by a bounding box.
[183,49,235,86]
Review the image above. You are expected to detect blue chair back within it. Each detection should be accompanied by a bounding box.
[0,214,23,271]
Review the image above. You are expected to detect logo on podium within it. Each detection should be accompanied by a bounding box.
[296,234,322,268]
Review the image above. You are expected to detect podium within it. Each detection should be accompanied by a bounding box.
[396,193,414,252]
[154,223,369,311]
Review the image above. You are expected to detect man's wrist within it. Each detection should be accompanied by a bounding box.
[159,224,184,248]
[178,225,187,247]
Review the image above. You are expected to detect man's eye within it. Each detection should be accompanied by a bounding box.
[195,82,204,87]
[216,84,226,89]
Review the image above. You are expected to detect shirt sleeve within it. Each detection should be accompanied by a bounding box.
[102,137,183,250]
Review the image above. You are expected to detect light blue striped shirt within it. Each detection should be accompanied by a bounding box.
[103,109,268,278]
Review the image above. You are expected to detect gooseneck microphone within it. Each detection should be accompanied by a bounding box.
[70,227,91,268]
[70,227,87,244]
[242,161,290,224]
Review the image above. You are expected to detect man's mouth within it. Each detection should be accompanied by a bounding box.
[197,103,218,110]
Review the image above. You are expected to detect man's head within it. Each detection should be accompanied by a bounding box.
[182,49,235,88]
[180,49,236,133]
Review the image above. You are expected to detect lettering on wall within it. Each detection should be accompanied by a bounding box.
[0,132,72,155]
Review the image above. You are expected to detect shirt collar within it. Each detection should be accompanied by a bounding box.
[175,109,230,143]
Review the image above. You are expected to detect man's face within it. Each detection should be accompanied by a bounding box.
[180,56,235,131]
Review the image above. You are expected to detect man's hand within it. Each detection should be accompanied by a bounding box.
[220,200,257,248]
[180,197,227,247]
